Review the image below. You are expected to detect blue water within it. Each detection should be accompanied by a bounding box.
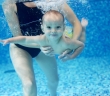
[0,0,110,96]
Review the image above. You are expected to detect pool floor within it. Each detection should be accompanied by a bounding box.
[0,57,110,96]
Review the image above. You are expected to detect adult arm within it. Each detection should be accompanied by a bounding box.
[2,2,22,36]
[61,2,82,40]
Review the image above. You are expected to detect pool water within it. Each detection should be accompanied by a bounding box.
[0,0,110,96]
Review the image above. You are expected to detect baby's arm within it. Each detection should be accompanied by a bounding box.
[58,40,84,61]
[69,40,84,59]
[0,36,41,47]
[71,40,84,59]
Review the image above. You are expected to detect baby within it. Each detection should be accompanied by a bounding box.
[0,10,88,59]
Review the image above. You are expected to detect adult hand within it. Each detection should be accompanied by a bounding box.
[58,49,74,62]
[40,46,55,56]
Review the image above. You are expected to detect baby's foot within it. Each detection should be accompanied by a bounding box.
[81,18,88,28]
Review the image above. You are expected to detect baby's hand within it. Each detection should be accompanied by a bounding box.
[0,39,3,44]
[0,39,9,46]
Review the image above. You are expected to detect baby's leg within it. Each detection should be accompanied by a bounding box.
[79,18,88,43]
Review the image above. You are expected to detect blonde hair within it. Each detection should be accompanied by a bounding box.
[42,10,64,23]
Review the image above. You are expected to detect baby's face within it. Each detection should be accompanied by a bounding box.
[41,15,65,41]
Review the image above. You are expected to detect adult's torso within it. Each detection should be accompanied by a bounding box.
[16,2,44,36]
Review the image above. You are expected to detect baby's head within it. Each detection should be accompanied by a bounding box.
[42,10,64,24]
[41,10,65,40]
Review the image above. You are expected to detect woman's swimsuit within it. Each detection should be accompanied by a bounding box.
[15,2,44,58]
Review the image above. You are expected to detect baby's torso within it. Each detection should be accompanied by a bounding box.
[39,35,77,55]
[51,38,77,54]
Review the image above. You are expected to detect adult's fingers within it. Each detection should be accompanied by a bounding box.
[40,46,54,56]
[58,50,72,59]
